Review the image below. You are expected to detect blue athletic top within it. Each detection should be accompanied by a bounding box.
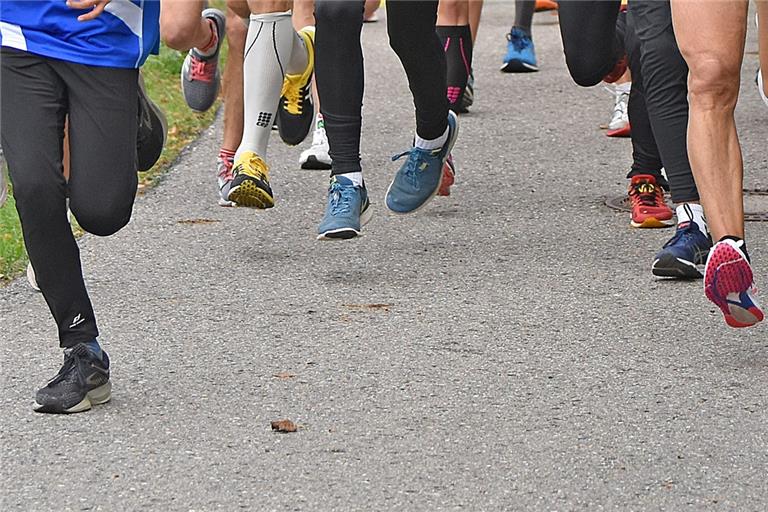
[0,0,160,68]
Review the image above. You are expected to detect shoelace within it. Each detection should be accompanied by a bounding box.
[233,157,268,182]
[328,182,355,215]
[217,157,234,182]
[282,78,307,115]
[629,181,663,207]
[47,345,91,387]
[604,85,629,119]
[507,31,531,52]
[190,57,215,82]
[392,148,436,190]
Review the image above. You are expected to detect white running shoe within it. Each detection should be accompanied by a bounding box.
[299,114,332,170]
[217,154,235,207]
[605,83,630,137]
[0,169,7,207]
[27,262,39,292]
[758,68,768,108]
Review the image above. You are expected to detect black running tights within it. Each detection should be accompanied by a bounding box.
[314,0,448,176]
[1,48,138,347]
[558,0,698,203]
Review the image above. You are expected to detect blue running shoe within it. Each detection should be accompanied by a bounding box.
[652,220,712,279]
[317,176,372,240]
[385,111,459,214]
[501,28,538,73]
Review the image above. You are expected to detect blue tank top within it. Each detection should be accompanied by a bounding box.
[0,0,160,68]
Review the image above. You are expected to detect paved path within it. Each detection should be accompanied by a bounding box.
[3,4,768,510]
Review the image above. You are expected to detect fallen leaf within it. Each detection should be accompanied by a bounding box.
[343,303,392,312]
[177,218,221,225]
[271,419,298,433]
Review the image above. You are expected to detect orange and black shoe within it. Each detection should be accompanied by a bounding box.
[535,0,558,12]
[628,174,674,228]
[227,151,274,209]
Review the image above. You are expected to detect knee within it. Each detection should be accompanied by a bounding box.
[225,8,248,53]
[10,166,64,209]
[70,196,134,237]
[565,53,613,87]
[161,18,195,51]
[685,55,740,110]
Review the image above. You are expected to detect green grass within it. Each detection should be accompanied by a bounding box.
[0,40,227,283]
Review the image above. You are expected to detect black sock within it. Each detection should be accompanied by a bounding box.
[436,25,473,111]
[719,235,750,262]
[514,0,535,36]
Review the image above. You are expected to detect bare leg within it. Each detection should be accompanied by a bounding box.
[293,0,315,29]
[161,0,212,51]
[364,0,380,20]
[670,0,748,240]
[438,0,469,25]
[469,0,483,43]
[221,7,247,152]
[759,0,768,97]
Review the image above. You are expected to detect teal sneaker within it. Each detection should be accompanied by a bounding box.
[317,176,372,240]
[385,111,459,214]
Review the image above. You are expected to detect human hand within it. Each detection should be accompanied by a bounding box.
[66,0,111,22]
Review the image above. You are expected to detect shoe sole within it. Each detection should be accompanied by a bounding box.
[227,181,274,209]
[27,262,40,291]
[500,60,539,73]
[385,111,460,215]
[631,217,675,229]
[758,67,768,108]
[137,74,168,172]
[317,204,373,240]
[606,125,631,138]
[652,253,702,279]
[34,382,112,414]
[300,156,332,170]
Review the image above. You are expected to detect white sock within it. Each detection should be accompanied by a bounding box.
[337,171,363,187]
[676,203,708,235]
[235,12,310,160]
[615,81,631,94]
[415,126,449,151]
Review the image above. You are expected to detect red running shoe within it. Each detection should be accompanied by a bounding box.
[704,239,764,328]
[627,174,674,228]
[438,154,455,196]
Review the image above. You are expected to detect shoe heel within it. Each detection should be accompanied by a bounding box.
[87,382,112,406]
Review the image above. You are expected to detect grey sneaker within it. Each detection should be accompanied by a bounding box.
[34,344,111,414]
[181,8,225,112]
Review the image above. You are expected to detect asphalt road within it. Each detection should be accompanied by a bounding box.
[3,3,768,510]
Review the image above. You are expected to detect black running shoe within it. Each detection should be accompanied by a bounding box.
[137,73,167,172]
[276,27,315,146]
[34,343,111,414]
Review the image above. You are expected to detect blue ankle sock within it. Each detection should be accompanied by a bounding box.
[84,339,102,357]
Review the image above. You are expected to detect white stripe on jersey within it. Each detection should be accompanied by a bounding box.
[0,22,27,51]
[105,0,143,37]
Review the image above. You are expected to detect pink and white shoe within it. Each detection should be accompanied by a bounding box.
[704,238,764,328]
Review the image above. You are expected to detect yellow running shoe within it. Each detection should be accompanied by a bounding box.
[227,151,274,209]
[276,26,315,146]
